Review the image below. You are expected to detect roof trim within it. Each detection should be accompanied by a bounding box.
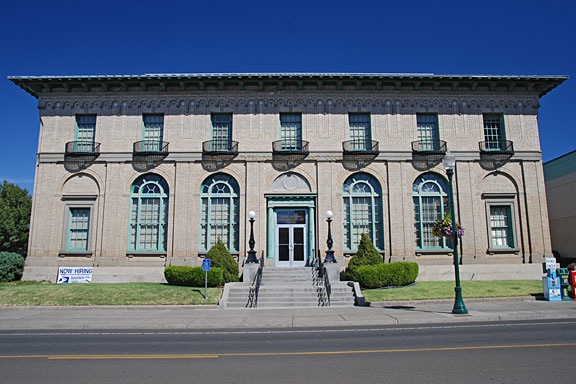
[8,72,569,99]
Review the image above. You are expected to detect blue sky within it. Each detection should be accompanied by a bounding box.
[1,0,574,193]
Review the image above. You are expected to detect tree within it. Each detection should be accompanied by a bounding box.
[0,181,32,256]
[345,233,383,281]
[206,239,239,283]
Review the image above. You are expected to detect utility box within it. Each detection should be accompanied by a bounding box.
[543,269,562,301]
[569,270,576,300]
[557,268,571,301]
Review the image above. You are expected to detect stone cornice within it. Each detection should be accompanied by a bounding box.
[37,93,541,116]
[9,73,568,99]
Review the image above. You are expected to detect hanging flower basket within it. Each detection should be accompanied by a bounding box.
[432,213,464,239]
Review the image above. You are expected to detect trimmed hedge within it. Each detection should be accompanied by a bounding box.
[164,266,224,287]
[352,262,419,289]
[0,251,25,282]
[206,240,239,283]
[346,233,382,272]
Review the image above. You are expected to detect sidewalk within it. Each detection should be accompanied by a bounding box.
[1,297,575,331]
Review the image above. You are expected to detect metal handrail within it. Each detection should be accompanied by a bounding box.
[272,140,309,154]
[314,250,331,307]
[411,140,447,153]
[342,140,379,154]
[202,140,239,154]
[65,141,101,154]
[133,140,169,153]
[478,140,514,154]
[247,254,264,308]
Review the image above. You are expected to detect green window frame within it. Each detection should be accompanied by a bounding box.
[128,174,169,252]
[75,115,96,152]
[483,114,506,151]
[142,114,164,152]
[279,113,302,150]
[348,113,372,150]
[342,173,384,251]
[489,205,515,249]
[67,208,90,251]
[210,113,233,151]
[199,173,240,253]
[416,114,440,151]
[413,173,450,250]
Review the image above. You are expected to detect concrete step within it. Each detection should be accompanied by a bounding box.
[220,267,357,308]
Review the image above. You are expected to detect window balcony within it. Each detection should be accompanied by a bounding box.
[478,140,514,155]
[65,141,101,155]
[272,140,309,155]
[411,140,447,155]
[133,140,169,154]
[202,140,239,155]
[342,140,379,155]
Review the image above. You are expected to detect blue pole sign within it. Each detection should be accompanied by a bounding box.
[202,259,211,299]
[202,258,211,271]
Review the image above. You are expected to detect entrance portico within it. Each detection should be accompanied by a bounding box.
[266,195,316,267]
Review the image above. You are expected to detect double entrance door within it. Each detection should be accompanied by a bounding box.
[276,209,307,267]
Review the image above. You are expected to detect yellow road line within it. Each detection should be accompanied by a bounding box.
[1,343,575,360]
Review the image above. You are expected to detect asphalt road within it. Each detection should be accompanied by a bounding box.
[1,319,575,384]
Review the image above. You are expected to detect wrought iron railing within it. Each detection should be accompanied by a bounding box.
[314,250,331,307]
[411,140,447,154]
[272,140,309,154]
[202,140,239,154]
[133,140,169,154]
[342,140,379,154]
[478,140,514,154]
[247,255,264,308]
[65,141,101,154]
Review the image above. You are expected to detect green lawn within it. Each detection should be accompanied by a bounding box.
[0,282,221,306]
[361,280,544,302]
[0,280,547,306]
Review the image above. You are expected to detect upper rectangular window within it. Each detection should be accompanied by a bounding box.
[483,114,505,151]
[75,115,96,152]
[142,114,164,151]
[279,113,302,150]
[348,113,372,150]
[416,114,440,151]
[67,208,90,251]
[210,114,233,151]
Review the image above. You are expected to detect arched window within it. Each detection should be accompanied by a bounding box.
[200,174,239,253]
[342,173,383,251]
[412,173,449,250]
[128,174,169,251]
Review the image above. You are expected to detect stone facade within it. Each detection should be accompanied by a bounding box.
[9,73,567,282]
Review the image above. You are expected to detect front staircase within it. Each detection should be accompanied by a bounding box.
[220,267,357,309]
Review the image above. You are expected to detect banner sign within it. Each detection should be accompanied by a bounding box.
[57,267,93,283]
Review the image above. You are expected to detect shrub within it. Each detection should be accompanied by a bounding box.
[0,251,25,282]
[345,233,383,280]
[206,240,239,283]
[352,262,419,289]
[164,266,223,287]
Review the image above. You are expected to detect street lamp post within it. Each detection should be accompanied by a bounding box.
[246,210,258,263]
[442,151,468,315]
[325,210,336,263]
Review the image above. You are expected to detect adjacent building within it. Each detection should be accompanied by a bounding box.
[544,150,576,261]
[9,73,567,282]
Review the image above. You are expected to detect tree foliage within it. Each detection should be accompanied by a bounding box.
[0,181,32,256]
[206,239,239,283]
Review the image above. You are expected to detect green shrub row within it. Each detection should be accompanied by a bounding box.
[0,251,25,282]
[164,266,224,287]
[349,262,419,289]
